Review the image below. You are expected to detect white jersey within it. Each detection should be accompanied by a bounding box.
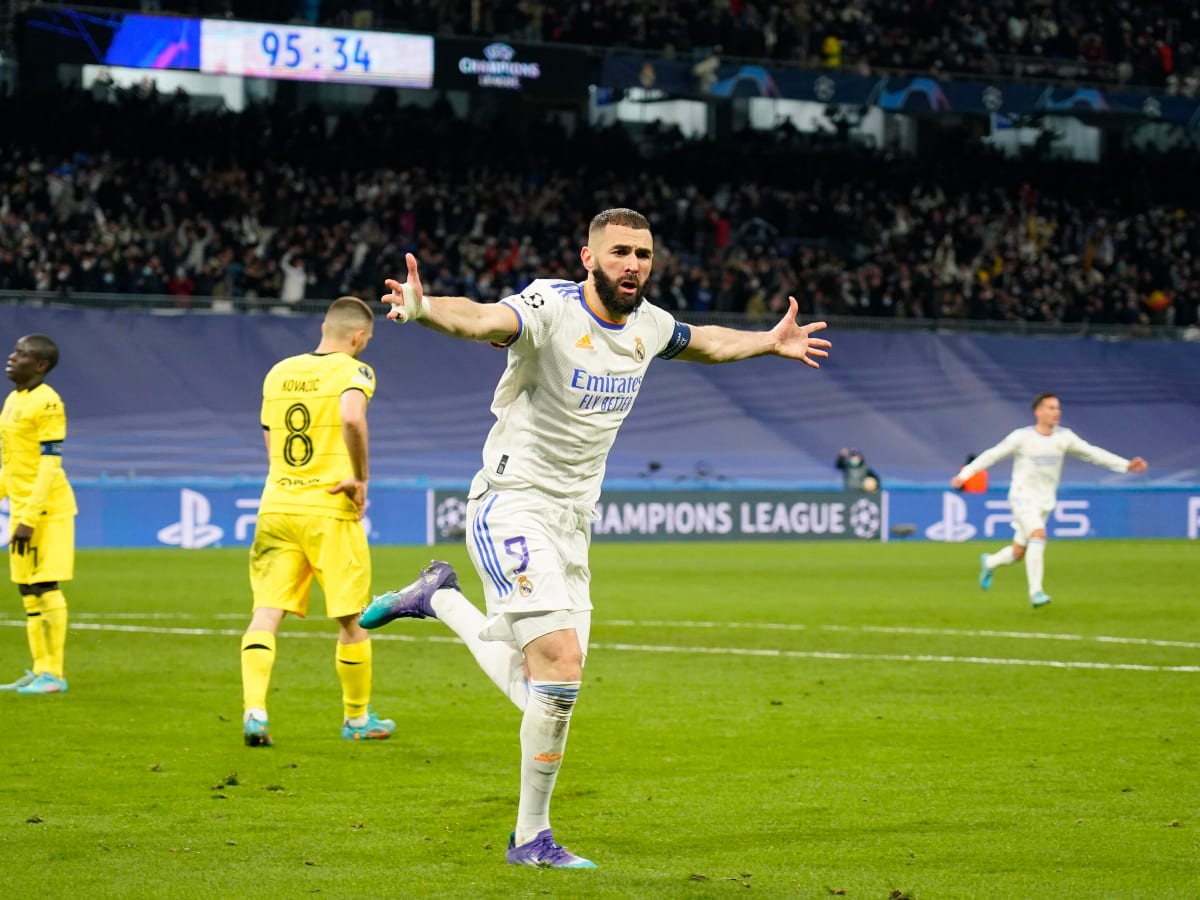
[960,425,1130,507]
[471,278,689,505]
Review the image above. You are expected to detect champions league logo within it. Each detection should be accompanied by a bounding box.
[457,42,542,90]
[849,497,881,539]
[435,496,468,538]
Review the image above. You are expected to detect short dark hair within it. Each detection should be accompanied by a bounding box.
[1032,392,1057,410]
[22,334,59,374]
[325,295,375,333]
[589,208,651,241]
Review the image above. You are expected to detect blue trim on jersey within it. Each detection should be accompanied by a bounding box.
[472,495,513,597]
[492,299,524,349]
[549,280,582,301]
[40,441,64,456]
[657,322,692,359]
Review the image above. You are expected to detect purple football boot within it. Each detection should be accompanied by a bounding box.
[506,829,597,869]
[360,561,458,629]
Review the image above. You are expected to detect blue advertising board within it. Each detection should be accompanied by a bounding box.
[886,487,1200,542]
[0,483,428,549]
[0,483,1195,548]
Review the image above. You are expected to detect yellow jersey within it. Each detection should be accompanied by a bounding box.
[258,352,375,519]
[0,382,77,521]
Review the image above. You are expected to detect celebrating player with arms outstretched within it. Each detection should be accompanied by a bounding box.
[952,392,1147,608]
[361,208,830,867]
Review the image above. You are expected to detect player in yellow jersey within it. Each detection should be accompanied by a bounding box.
[0,334,77,695]
[239,296,395,745]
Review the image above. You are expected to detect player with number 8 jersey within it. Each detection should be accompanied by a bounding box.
[240,296,395,748]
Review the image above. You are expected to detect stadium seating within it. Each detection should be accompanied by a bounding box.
[2,87,1198,330]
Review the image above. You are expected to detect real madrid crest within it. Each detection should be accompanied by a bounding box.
[517,575,535,597]
[634,336,646,362]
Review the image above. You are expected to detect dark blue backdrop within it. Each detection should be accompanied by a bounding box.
[2,306,1196,486]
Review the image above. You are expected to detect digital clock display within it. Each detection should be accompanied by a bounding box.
[200,21,433,88]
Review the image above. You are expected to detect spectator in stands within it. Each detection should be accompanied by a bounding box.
[836,447,881,491]
[951,393,1148,608]
[279,249,310,305]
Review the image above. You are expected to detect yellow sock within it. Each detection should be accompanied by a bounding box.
[241,630,277,712]
[22,593,49,675]
[336,638,372,720]
[38,590,68,680]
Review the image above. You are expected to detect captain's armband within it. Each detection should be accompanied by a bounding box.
[657,323,692,360]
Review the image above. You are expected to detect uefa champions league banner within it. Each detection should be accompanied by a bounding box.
[432,490,886,544]
[434,486,1198,544]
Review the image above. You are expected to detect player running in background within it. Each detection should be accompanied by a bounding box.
[951,392,1148,608]
[0,334,77,695]
[360,208,831,868]
[239,296,395,746]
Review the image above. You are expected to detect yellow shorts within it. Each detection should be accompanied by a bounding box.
[8,515,75,585]
[249,512,370,619]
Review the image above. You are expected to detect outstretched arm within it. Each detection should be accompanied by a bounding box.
[1066,432,1148,475]
[382,252,518,344]
[676,297,830,366]
[951,431,1021,488]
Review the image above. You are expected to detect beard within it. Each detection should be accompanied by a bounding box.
[593,266,644,318]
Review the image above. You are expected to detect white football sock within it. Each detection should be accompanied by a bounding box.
[515,680,579,846]
[986,545,1017,568]
[432,588,528,710]
[1024,538,1046,595]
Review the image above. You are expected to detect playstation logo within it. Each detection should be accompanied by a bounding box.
[157,488,224,549]
[924,492,977,542]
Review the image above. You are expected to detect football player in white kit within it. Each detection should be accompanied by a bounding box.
[951,392,1147,608]
[360,208,831,868]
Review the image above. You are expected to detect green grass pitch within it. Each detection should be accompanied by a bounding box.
[0,540,1196,898]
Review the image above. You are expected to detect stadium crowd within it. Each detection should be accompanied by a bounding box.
[112,0,1200,91]
[1,83,1198,329]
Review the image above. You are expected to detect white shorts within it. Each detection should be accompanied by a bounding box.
[465,482,593,651]
[1008,495,1052,546]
